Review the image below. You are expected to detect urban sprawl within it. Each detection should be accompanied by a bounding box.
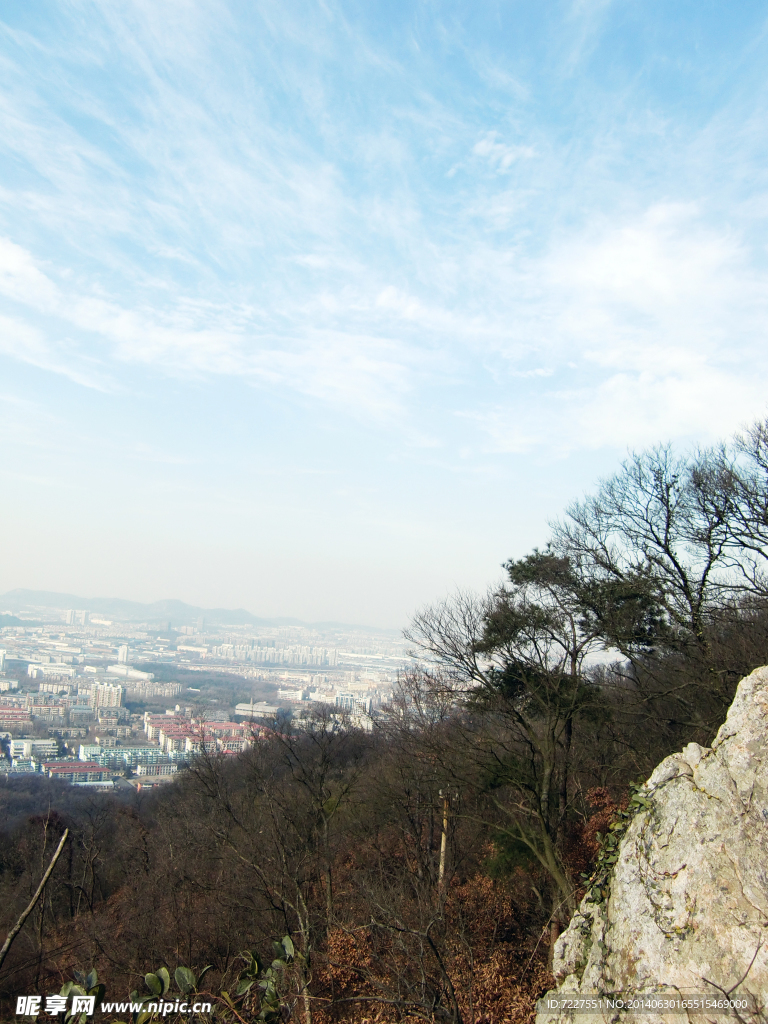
[0,607,408,790]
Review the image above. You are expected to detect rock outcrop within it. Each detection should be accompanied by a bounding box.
[537,666,768,1023]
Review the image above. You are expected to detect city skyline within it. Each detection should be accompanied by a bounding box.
[0,601,407,784]
[2,2,768,627]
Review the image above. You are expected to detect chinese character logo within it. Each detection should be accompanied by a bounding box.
[71,995,96,1016]
[16,996,41,1016]
[15,993,96,1017]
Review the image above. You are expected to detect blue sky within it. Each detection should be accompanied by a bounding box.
[2,0,768,627]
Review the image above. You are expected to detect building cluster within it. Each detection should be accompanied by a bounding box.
[209,643,340,667]
[143,709,256,755]
[0,673,127,732]
[1,692,256,785]
[234,695,375,732]
[125,680,183,698]
[0,615,407,697]
[0,612,409,787]
[0,638,192,785]
[1,735,113,786]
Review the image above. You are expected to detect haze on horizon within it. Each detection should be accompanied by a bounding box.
[2,1,768,629]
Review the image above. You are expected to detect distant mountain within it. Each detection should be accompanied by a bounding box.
[0,589,396,633]
[1,589,264,625]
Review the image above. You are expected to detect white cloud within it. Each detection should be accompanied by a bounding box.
[472,132,536,171]
[462,201,768,455]
[0,235,422,419]
[0,312,111,391]
[2,0,768,467]
[0,237,60,307]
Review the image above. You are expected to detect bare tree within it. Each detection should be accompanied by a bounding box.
[186,708,367,1024]
[714,417,768,596]
[404,551,608,931]
[554,445,735,653]
[0,828,69,974]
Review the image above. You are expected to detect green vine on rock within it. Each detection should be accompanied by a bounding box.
[581,783,652,907]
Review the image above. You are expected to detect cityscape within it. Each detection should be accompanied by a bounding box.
[0,592,409,789]
[3,2,767,1017]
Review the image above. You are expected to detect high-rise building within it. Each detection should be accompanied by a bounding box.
[65,610,75,625]
[0,648,5,672]
[335,692,372,715]
[91,682,124,709]
[117,644,129,664]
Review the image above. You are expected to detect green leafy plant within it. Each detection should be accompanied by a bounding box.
[221,935,302,1023]
[127,964,212,1023]
[59,969,106,1024]
[582,783,652,905]
[62,942,302,1024]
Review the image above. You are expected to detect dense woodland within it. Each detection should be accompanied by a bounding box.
[4,419,768,1023]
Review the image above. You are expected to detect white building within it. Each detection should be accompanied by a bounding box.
[234,701,281,720]
[136,762,177,776]
[39,681,72,695]
[78,744,103,760]
[10,738,59,759]
[349,713,374,733]
[277,688,306,701]
[0,648,5,672]
[117,645,129,664]
[309,689,335,703]
[27,663,76,679]
[107,664,154,680]
[91,682,124,709]
[335,692,373,715]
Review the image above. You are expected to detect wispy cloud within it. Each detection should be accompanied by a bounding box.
[472,132,536,172]
[3,0,768,620]
[2,0,768,456]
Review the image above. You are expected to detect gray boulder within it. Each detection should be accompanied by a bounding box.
[537,666,768,1023]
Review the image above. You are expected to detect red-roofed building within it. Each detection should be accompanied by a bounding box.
[47,762,109,783]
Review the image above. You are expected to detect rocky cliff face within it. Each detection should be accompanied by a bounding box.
[537,666,768,1023]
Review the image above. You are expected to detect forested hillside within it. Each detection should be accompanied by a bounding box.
[4,420,768,1023]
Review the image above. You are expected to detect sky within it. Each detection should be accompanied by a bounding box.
[2,0,768,628]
